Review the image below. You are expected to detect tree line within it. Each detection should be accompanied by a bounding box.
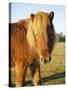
[56,32,65,42]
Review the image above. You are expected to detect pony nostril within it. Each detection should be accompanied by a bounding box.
[40,55,43,60]
[40,56,45,63]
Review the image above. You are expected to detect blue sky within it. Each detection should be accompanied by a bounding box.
[10,3,66,35]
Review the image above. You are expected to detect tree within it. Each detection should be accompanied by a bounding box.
[59,32,65,42]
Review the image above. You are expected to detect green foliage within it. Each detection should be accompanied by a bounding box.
[56,32,65,42]
[59,35,65,42]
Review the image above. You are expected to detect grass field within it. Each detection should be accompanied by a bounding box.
[11,42,65,86]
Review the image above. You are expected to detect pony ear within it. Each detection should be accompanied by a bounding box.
[30,13,35,21]
[49,11,54,21]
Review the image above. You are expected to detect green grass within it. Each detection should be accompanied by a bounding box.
[11,42,65,86]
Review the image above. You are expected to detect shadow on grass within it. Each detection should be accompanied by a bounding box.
[25,72,65,86]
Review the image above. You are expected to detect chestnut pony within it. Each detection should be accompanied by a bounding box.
[9,11,55,87]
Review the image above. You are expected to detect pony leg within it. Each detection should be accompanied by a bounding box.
[15,61,27,87]
[30,62,41,86]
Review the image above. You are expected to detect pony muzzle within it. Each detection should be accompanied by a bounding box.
[40,55,51,64]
